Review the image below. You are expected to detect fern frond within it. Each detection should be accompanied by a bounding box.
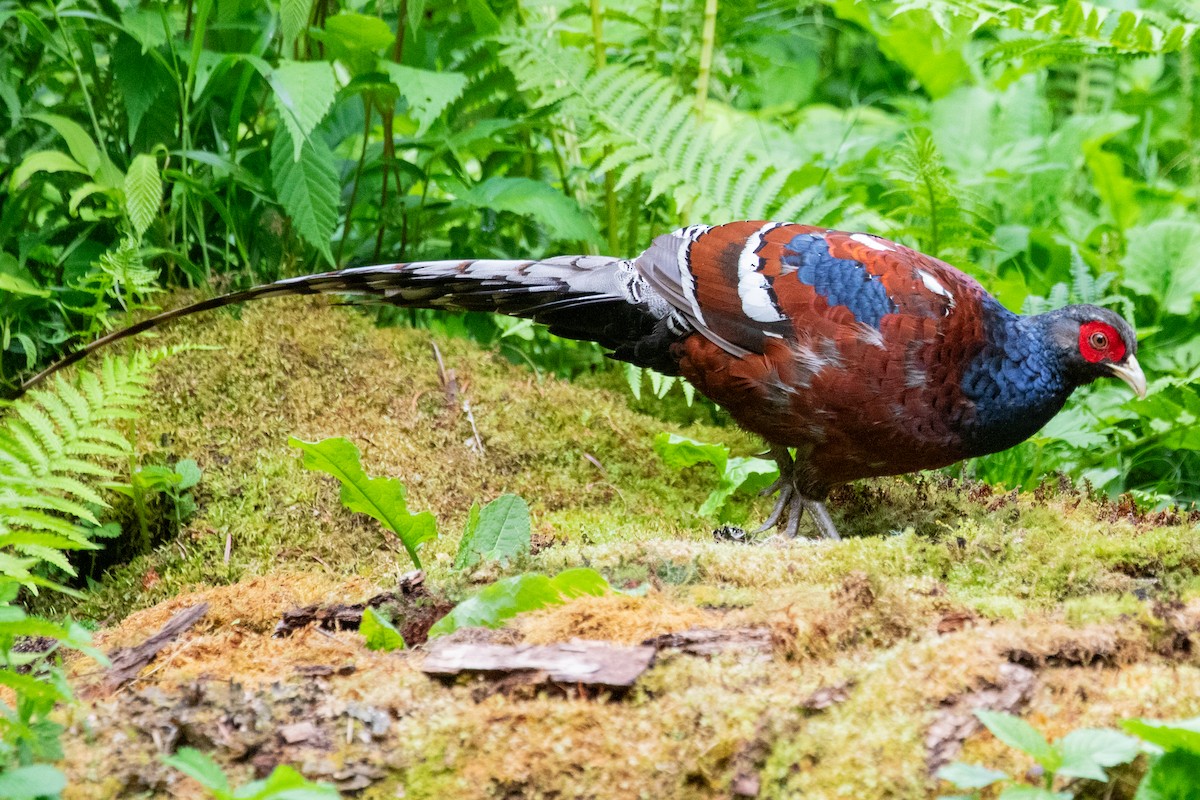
[500,34,819,222]
[0,353,160,592]
[894,0,1196,55]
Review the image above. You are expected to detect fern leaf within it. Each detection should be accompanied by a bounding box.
[0,351,162,592]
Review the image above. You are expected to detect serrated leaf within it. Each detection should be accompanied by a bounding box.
[976,711,1061,771]
[361,607,406,651]
[1121,220,1200,317]
[279,0,312,53]
[270,128,339,265]
[123,153,162,239]
[454,494,530,570]
[428,567,610,637]
[269,59,336,159]
[936,761,1009,789]
[382,63,467,135]
[289,437,436,569]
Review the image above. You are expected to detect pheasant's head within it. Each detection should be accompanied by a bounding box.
[1045,305,1146,399]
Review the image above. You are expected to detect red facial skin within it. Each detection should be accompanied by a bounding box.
[1079,321,1126,364]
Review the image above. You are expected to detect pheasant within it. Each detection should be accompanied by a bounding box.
[19,222,1146,540]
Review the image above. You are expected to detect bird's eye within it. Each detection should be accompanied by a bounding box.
[1089,331,1109,351]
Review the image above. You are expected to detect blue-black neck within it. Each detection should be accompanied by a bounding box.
[957,298,1077,457]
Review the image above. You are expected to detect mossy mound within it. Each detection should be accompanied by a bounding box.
[51,299,1200,799]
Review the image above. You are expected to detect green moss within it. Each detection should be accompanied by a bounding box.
[44,299,1200,799]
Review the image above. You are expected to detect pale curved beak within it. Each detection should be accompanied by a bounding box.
[1108,355,1147,399]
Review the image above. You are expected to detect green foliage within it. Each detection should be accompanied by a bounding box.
[453,494,531,571]
[0,353,161,588]
[653,433,777,520]
[1123,717,1200,800]
[288,437,436,570]
[162,747,340,800]
[428,568,611,638]
[0,354,167,794]
[360,607,406,652]
[938,710,1140,797]
[3,0,1199,505]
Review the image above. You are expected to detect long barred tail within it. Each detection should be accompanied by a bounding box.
[16,256,678,396]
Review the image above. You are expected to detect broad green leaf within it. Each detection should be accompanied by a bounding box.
[161,747,229,792]
[936,761,1009,789]
[323,12,394,53]
[1134,751,1200,800]
[460,177,599,244]
[654,433,779,519]
[279,0,313,53]
[270,129,339,266]
[288,437,436,569]
[454,494,530,569]
[269,60,337,159]
[253,764,341,798]
[10,150,88,189]
[454,503,483,570]
[550,567,611,598]
[1121,220,1200,317]
[1056,728,1140,781]
[975,711,1060,771]
[427,568,610,637]
[1083,141,1139,231]
[361,607,406,651]
[1124,717,1200,755]
[0,254,49,298]
[382,63,467,135]
[28,112,101,174]
[698,455,779,518]
[654,432,729,474]
[0,764,67,799]
[123,153,162,239]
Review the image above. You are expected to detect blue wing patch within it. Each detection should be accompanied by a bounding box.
[780,234,897,328]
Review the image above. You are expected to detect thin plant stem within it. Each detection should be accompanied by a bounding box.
[590,0,619,254]
[694,0,717,120]
[338,96,374,265]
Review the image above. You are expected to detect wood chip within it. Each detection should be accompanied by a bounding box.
[925,662,1036,772]
[420,639,656,692]
[642,627,773,656]
[800,680,855,712]
[104,603,209,691]
[278,721,321,744]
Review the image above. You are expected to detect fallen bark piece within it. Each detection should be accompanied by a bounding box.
[925,662,1036,772]
[643,627,774,656]
[104,603,209,691]
[800,680,855,712]
[420,639,656,691]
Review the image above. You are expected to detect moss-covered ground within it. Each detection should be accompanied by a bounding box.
[51,299,1200,799]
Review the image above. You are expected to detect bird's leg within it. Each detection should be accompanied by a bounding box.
[754,446,806,536]
[802,499,841,541]
[753,446,843,540]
